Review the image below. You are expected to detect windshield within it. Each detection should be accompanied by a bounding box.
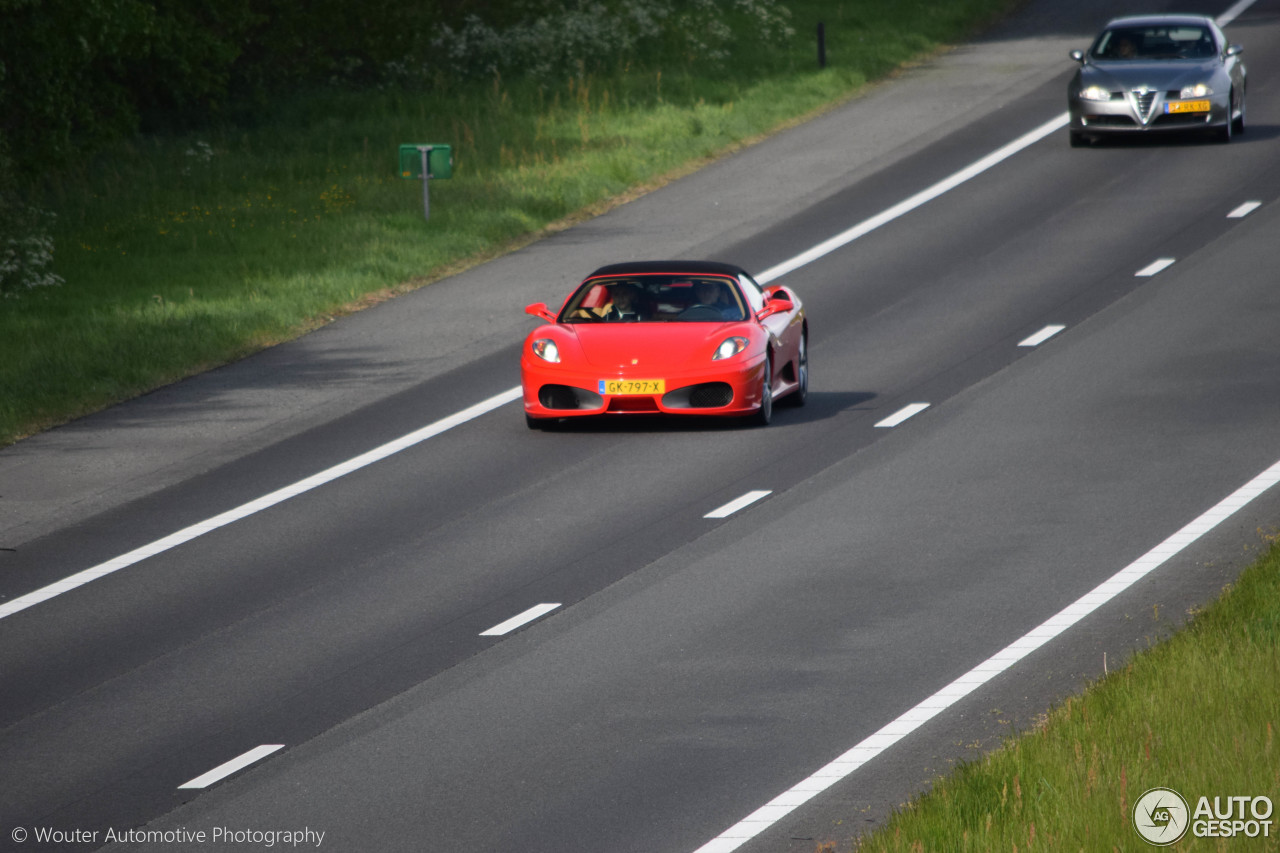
[1091,25,1216,60]
[558,274,748,323]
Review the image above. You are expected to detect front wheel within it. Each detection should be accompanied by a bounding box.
[783,332,808,407]
[1217,90,1236,142]
[748,354,773,426]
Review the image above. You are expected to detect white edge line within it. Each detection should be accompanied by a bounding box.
[0,387,524,622]
[178,744,284,790]
[704,490,773,519]
[1018,325,1066,347]
[1135,258,1176,277]
[1227,201,1261,219]
[755,113,1069,284]
[480,603,562,637]
[692,457,1280,853]
[874,403,930,428]
[1217,0,1258,26]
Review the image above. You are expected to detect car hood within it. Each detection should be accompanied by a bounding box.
[567,323,746,370]
[1081,59,1221,91]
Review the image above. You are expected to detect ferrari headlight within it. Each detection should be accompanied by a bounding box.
[531,338,560,363]
[1078,86,1113,102]
[713,337,748,360]
[1180,83,1213,98]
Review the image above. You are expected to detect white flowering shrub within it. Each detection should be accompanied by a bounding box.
[423,0,793,83]
[0,198,64,298]
[181,140,215,176]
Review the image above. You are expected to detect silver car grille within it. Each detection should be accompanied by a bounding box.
[1131,89,1158,122]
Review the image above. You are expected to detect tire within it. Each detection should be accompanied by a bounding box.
[1232,89,1246,135]
[783,331,808,407]
[748,354,773,426]
[1069,131,1088,148]
[526,413,554,430]
[1217,90,1235,143]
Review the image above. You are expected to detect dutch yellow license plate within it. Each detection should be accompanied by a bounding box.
[1167,100,1210,114]
[600,379,664,395]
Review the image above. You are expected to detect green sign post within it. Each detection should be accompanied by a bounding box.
[398,144,453,221]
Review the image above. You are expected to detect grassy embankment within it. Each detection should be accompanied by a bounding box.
[0,0,1018,446]
[848,534,1280,852]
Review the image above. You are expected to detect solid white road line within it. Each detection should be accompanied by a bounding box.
[693,457,1280,853]
[0,387,524,622]
[1219,0,1258,25]
[480,603,562,637]
[754,114,1069,284]
[1018,325,1066,347]
[1135,258,1176,277]
[1227,201,1262,219]
[874,403,930,428]
[704,490,773,519]
[178,744,284,790]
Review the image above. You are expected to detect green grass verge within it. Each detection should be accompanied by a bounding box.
[0,0,1019,446]
[849,533,1280,852]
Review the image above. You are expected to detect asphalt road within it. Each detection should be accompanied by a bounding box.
[2,0,1279,851]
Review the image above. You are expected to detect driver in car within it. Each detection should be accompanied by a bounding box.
[603,282,645,321]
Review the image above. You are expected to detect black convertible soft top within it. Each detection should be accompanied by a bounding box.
[586,260,752,279]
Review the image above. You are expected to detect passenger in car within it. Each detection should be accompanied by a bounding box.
[691,280,744,320]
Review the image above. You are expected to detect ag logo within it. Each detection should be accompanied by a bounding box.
[1134,787,1190,845]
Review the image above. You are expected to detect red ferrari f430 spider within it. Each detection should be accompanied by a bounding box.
[522,260,807,429]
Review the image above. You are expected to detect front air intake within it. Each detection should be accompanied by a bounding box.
[662,382,734,409]
[538,385,603,410]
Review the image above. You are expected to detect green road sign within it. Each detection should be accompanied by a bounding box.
[399,144,452,180]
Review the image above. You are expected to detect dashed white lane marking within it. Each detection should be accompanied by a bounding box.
[692,457,1280,853]
[1018,325,1066,347]
[874,403,930,428]
[1136,258,1176,277]
[178,745,284,790]
[1227,201,1262,218]
[0,387,525,622]
[704,491,773,519]
[480,603,562,637]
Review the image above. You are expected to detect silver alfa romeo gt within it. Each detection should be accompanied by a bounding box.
[1068,15,1246,146]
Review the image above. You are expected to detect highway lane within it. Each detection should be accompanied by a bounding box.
[2,0,1279,850]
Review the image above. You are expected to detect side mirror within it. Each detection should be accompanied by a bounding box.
[525,302,557,323]
[1069,49,1085,64]
[756,292,793,320]
[1226,44,1243,57]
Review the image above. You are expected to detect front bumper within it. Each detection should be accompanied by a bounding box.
[1069,91,1230,134]
[521,354,767,420]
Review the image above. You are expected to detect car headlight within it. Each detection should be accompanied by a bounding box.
[1078,86,1113,101]
[531,339,560,363]
[713,337,748,360]
[1180,83,1213,98]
